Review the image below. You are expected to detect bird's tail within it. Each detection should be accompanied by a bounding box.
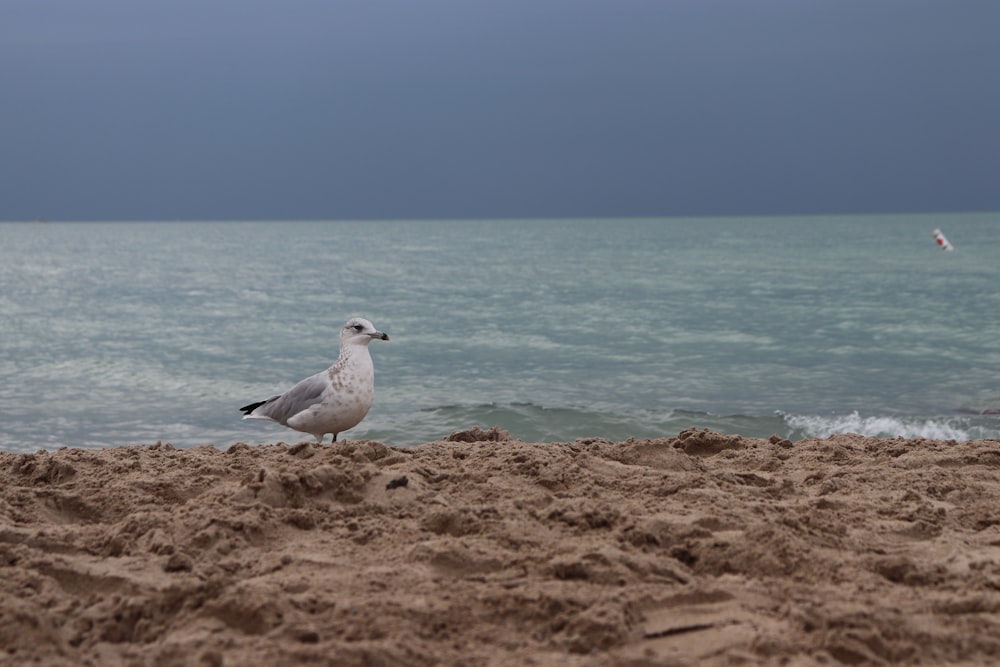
[239,400,268,416]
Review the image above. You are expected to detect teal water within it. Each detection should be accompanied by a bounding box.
[1,214,998,452]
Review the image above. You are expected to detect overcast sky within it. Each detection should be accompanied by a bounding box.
[2,1,998,221]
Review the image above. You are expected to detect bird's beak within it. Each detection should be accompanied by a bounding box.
[372,331,389,341]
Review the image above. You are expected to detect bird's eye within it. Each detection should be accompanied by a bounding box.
[353,324,364,331]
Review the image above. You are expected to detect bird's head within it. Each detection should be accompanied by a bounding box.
[341,317,389,346]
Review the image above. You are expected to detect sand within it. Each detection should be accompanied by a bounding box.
[3,427,1000,666]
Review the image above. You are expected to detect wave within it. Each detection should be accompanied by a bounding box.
[780,411,999,442]
[367,403,1000,447]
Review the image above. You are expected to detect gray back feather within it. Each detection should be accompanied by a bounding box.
[255,371,328,425]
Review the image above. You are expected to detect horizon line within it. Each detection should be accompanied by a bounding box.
[4,210,997,224]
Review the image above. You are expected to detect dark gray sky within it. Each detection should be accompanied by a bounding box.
[2,1,998,221]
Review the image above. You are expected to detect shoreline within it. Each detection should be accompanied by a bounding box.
[3,427,1000,665]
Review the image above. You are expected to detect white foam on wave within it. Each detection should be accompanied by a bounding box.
[783,411,973,442]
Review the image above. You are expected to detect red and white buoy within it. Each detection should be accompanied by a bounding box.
[932,228,954,251]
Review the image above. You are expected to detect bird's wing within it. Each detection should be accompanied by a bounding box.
[245,371,329,425]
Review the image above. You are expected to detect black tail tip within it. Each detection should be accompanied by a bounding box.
[239,400,266,415]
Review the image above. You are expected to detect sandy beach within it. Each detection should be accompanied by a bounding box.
[3,427,1000,666]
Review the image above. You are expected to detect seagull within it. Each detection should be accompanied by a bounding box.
[239,317,389,443]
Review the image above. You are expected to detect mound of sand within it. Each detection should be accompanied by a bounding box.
[3,428,1000,666]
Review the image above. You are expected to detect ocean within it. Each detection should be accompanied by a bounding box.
[1,214,998,453]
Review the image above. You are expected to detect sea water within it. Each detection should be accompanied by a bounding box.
[1,214,998,452]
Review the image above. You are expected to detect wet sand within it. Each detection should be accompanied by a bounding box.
[3,427,1000,666]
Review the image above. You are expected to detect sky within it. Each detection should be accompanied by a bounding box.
[2,1,998,221]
